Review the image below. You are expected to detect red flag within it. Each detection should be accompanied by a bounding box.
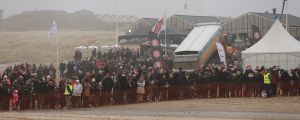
[152,13,166,35]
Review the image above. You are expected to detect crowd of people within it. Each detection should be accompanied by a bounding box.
[0,63,57,110]
[1,47,300,110]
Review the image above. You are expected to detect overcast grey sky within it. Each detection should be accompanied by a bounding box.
[0,0,299,18]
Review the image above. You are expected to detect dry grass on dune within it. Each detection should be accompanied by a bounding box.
[0,31,121,64]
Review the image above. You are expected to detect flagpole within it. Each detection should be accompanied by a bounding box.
[285,0,288,30]
[49,19,59,64]
[115,0,119,45]
[164,11,167,56]
[55,35,59,64]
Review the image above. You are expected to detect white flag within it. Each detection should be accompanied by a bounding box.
[48,20,58,37]
[216,42,226,64]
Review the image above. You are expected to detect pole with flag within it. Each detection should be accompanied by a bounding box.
[48,19,59,64]
[152,12,167,54]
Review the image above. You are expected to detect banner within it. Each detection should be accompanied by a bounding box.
[149,32,164,68]
[216,42,226,64]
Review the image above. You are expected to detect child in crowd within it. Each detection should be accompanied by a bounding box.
[137,75,145,103]
[54,87,61,109]
[11,90,19,110]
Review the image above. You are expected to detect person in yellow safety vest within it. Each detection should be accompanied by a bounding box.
[263,68,272,98]
[64,80,73,110]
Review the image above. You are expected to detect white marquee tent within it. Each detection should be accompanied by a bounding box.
[242,19,300,70]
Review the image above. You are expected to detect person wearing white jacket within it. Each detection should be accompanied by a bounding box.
[137,75,145,103]
[73,80,83,107]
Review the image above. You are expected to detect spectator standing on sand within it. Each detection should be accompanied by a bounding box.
[0,81,9,110]
[64,80,73,110]
[83,79,91,107]
[102,73,114,92]
[263,68,272,97]
[136,75,145,102]
[11,90,19,110]
[53,87,61,109]
[101,73,114,104]
[270,67,279,96]
[72,80,83,108]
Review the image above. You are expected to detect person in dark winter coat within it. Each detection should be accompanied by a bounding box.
[102,73,114,92]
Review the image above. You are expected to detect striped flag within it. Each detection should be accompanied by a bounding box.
[152,13,166,35]
[48,20,58,37]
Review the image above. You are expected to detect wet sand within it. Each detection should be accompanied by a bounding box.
[1,96,300,120]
